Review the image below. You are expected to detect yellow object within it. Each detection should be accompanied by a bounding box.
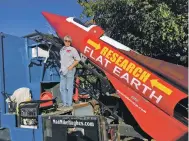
[150,79,172,95]
[87,39,101,50]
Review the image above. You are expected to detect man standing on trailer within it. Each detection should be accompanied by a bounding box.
[59,35,81,108]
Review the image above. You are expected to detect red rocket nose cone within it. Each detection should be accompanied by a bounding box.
[42,11,67,29]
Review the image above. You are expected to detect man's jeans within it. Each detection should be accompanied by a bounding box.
[60,68,76,106]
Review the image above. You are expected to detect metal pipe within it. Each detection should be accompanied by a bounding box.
[0,32,5,115]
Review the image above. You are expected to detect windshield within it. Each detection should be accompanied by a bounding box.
[73,18,89,27]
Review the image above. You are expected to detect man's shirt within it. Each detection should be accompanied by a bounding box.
[60,46,81,75]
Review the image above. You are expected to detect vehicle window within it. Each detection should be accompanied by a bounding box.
[73,18,89,27]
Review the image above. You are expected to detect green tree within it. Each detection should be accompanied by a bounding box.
[78,0,188,67]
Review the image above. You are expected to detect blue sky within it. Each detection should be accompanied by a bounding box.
[0,0,85,37]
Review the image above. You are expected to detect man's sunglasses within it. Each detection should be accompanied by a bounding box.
[64,40,71,43]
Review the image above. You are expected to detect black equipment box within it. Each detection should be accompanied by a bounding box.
[42,115,103,141]
[18,102,40,128]
[19,103,39,118]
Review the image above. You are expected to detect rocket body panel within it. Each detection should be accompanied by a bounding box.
[42,11,188,141]
[82,36,187,116]
[99,35,188,92]
[121,50,188,91]
[105,71,188,141]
